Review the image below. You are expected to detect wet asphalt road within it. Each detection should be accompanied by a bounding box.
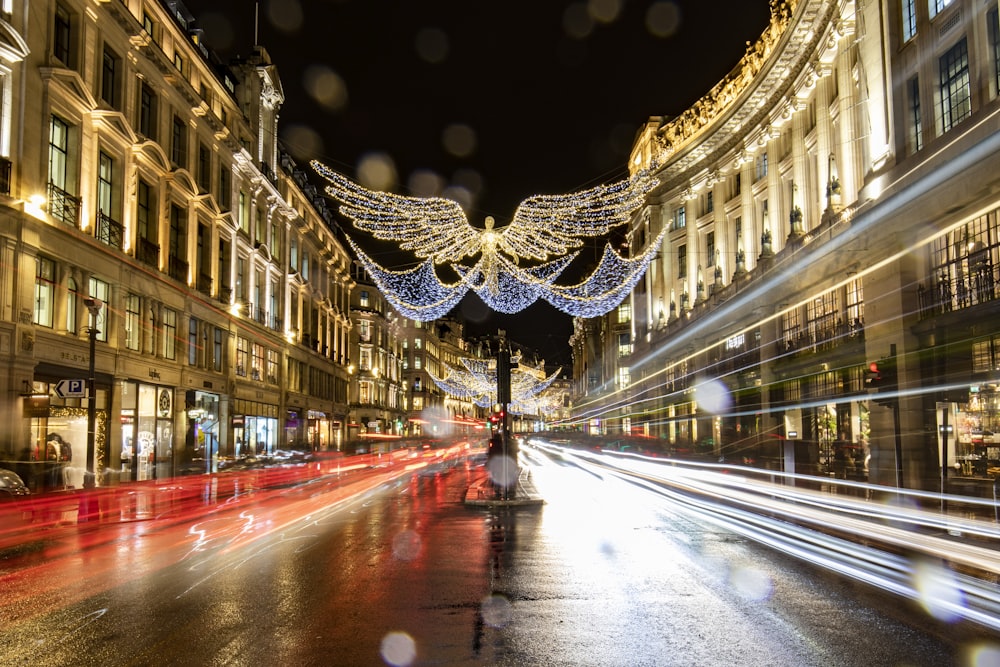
[0,452,996,666]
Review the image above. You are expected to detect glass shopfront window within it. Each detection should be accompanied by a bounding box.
[119,382,173,481]
[24,377,108,492]
[232,399,277,457]
[186,390,221,473]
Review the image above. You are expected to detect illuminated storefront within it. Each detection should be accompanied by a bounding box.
[24,367,110,492]
[119,382,173,481]
[232,399,277,457]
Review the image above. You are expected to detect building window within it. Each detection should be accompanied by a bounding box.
[359,320,371,341]
[48,115,71,194]
[267,349,278,384]
[255,206,266,247]
[414,355,422,370]
[755,153,768,181]
[678,244,687,278]
[171,115,187,167]
[901,0,916,42]
[197,143,210,192]
[939,37,971,133]
[138,83,156,140]
[89,277,110,343]
[780,307,801,350]
[360,381,372,404]
[618,366,630,388]
[96,152,122,249]
[846,277,864,333]
[160,308,176,359]
[219,163,231,210]
[188,317,199,365]
[706,231,715,266]
[617,302,631,324]
[360,290,370,308]
[101,44,121,108]
[236,256,247,302]
[673,206,686,230]
[169,204,187,282]
[236,336,249,377]
[53,3,74,67]
[33,256,55,328]
[617,332,631,358]
[806,291,841,347]
[238,190,249,234]
[213,327,224,372]
[704,191,714,215]
[359,348,371,371]
[66,277,78,334]
[929,0,954,20]
[125,294,141,351]
[97,150,113,217]
[251,343,264,381]
[908,76,922,153]
[142,11,155,40]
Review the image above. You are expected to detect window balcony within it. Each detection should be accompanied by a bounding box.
[136,237,159,266]
[47,182,80,227]
[168,256,188,283]
[96,211,123,249]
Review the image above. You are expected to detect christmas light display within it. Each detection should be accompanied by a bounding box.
[313,161,659,320]
[428,358,562,415]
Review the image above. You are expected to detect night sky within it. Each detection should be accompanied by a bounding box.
[182,0,771,367]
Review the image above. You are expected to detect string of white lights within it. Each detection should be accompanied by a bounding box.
[427,359,564,415]
[313,161,659,320]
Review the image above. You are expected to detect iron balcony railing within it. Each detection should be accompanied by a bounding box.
[136,237,159,267]
[96,210,123,249]
[47,182,80,227]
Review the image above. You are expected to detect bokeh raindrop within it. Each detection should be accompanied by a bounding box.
[303,65,348,112]
[415,27,449,64]
[380,631,417,667]
[442,123,477,159]
[646,1,682,38]
[266,0,304,34]
[357,152,398,191]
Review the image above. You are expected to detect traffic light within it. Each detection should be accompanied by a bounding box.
[865,361,882,388]
[866,356,898,406]
[488,410,505,429]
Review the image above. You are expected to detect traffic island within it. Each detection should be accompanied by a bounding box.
[464,465,544,507]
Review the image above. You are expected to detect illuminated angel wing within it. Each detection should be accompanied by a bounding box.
[311,161,481,264]
[498,170,655,262]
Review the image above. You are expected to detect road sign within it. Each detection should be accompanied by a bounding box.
[54,379,86,398]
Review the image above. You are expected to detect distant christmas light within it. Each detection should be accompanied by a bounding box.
[314,161,659,320]
[428,359,562,415]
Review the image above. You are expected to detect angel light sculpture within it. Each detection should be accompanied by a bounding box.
[312,160,664,321]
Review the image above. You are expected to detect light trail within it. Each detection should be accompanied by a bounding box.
[526,438,1000,633]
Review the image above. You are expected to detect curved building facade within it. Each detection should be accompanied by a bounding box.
[570,0,1000,491]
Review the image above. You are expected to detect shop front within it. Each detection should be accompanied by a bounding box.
[185,390,222,473]
[232,398,277,457]
[952,383,999,477]
[119,381,174,481]
[24,365,111,492]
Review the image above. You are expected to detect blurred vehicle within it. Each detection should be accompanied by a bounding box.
[0,468,30,500]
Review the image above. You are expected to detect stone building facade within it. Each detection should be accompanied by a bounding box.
[0,0,356,488]
[571,0,1000,490]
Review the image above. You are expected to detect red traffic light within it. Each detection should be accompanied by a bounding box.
[868,361,880,373]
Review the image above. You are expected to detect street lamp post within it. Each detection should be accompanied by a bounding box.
[83,298,102,489]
